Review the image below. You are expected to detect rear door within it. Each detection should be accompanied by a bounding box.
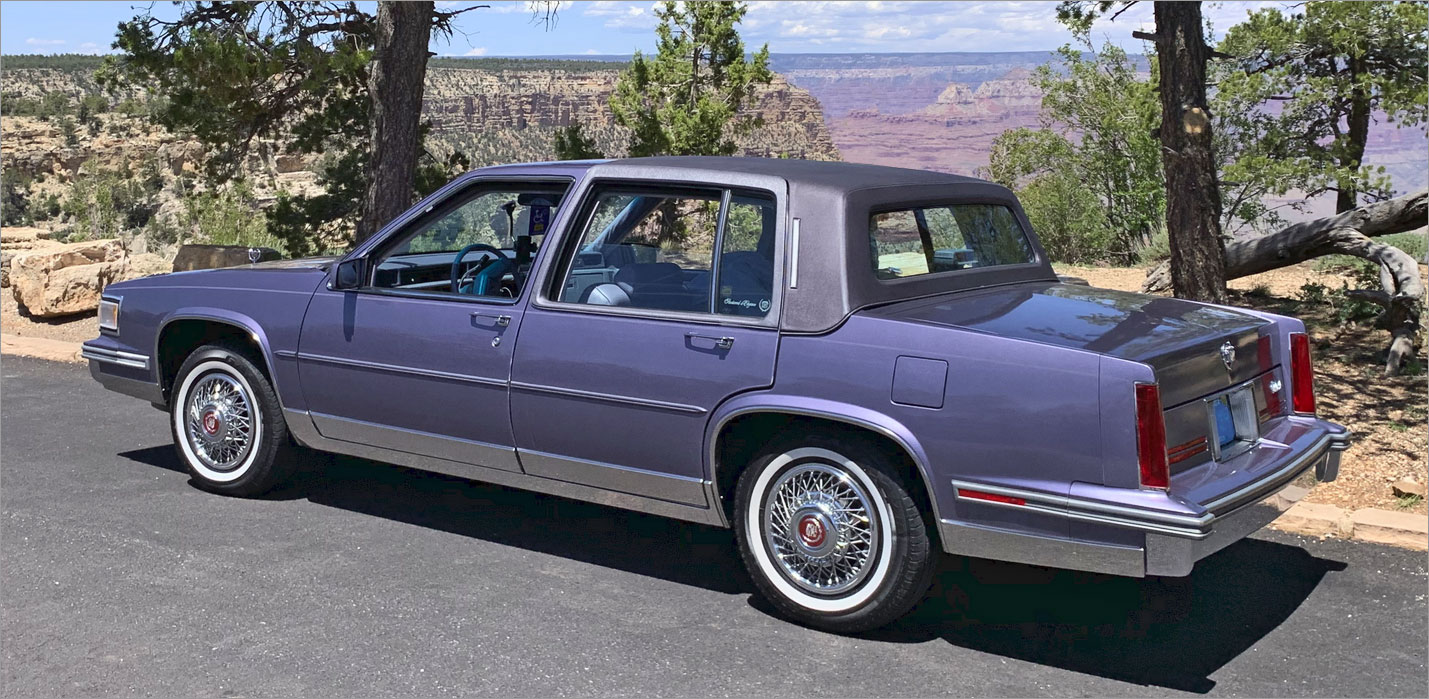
[511,178,787,507]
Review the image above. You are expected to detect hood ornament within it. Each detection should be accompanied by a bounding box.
[1219,341,1236,372]
[247,247,263,264]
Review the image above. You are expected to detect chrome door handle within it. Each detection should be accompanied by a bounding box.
[686,333,734,350]
[471,312,511,327]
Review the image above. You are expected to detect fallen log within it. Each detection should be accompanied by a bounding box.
[1143,189,1427,375]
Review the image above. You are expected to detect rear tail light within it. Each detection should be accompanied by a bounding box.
[1135,382,1169,490]
[1290,332,1316,414]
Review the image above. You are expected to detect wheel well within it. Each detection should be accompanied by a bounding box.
[157,319,269,400]
[712,413,936,528]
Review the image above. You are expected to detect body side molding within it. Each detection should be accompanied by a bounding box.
[283,409,724,526]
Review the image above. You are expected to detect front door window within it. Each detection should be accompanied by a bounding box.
[370,183,568,299]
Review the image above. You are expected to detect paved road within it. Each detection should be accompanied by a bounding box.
[2,355,1425,697]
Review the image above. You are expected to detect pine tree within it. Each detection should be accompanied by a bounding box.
[609,1,772,157]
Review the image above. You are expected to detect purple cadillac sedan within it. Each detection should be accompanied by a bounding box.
[83,157,1350,632]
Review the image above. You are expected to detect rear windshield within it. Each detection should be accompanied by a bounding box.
[869,203,1035,280]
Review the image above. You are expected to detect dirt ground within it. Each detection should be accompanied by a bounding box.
[1,293,103,344]
[3,262,1424,514]
[1059,262,1429,515]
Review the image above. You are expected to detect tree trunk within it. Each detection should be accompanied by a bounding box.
[1154,1,1228,304]
[1143,189,1427,374]
[1337,63,1371,214]
[356,1,434,242]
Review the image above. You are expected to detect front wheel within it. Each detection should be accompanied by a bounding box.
[733,432,937,633]
[170,344,295,497]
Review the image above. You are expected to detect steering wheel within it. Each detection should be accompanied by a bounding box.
[451,244,512,295]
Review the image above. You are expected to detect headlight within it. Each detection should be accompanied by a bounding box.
[98,297,121,333]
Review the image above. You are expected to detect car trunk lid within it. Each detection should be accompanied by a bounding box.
[865,281,1270,408]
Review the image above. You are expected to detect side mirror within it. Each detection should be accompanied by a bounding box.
[331,258,366,290]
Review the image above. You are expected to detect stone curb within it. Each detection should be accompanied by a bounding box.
[1272,501,1429,551]
[1,333,85,364]
[3,331,1426,551]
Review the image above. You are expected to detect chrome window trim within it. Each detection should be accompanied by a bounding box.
[510,380,707,414]
[787,218,800,289]
[531,177,786,329]
[295,352,508,388]
[80,344,150,370]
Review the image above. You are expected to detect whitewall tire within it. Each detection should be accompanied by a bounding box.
[170,345,295,497]
[734,431,937,633]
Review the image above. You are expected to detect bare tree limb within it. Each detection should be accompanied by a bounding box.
[1143,189,1427,374]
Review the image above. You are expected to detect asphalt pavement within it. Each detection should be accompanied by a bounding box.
[2,355,1425,697]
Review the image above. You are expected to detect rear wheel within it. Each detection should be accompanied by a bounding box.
[733,431,937,633]
[170,344,294,497]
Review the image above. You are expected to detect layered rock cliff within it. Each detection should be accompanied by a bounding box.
[421,67,839,164]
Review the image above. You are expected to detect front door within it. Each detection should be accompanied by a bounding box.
[297,179,571,474]
[511,182,784,506]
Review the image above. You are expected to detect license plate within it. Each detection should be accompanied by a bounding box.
[1212,398,1237,449]
[1206,385,1258,460]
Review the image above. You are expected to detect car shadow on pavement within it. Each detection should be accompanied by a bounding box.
[119,445,751,594]
[121,445,1348,693]
[860,539,1348,693]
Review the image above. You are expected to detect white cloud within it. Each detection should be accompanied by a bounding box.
[464,46,489,56]
[731,0,1303,53]
[582,1,657,31]
[25,38,65,47]
[76,42,104,54]
[583,48,601,55]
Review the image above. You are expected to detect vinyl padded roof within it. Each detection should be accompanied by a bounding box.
[602,156,987,192]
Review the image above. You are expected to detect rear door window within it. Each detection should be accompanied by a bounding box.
[556,186,777,318]
[869,203,1034,280]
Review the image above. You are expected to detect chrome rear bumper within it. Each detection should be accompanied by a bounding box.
[940,426,1349,578]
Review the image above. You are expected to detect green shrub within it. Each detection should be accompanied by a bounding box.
[61,159,164,240]
[182,182,284,254]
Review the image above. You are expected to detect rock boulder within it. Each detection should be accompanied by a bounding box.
[172,244,281,272]
[9,238,128,317]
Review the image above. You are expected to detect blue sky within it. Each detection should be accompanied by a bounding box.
[2,1,1290,56]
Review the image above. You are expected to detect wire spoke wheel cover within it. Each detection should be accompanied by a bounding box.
[742,446,899,616]
[184,372,255,471]
[173,358,266,484]
[763,462,880,595]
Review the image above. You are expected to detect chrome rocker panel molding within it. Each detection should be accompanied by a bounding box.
[309,411,522,473]
[283,409,725,527]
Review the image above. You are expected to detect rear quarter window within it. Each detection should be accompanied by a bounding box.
[869,203,1034,280]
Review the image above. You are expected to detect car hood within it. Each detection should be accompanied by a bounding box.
[865,281,1268,374]
[106,256,336,294]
